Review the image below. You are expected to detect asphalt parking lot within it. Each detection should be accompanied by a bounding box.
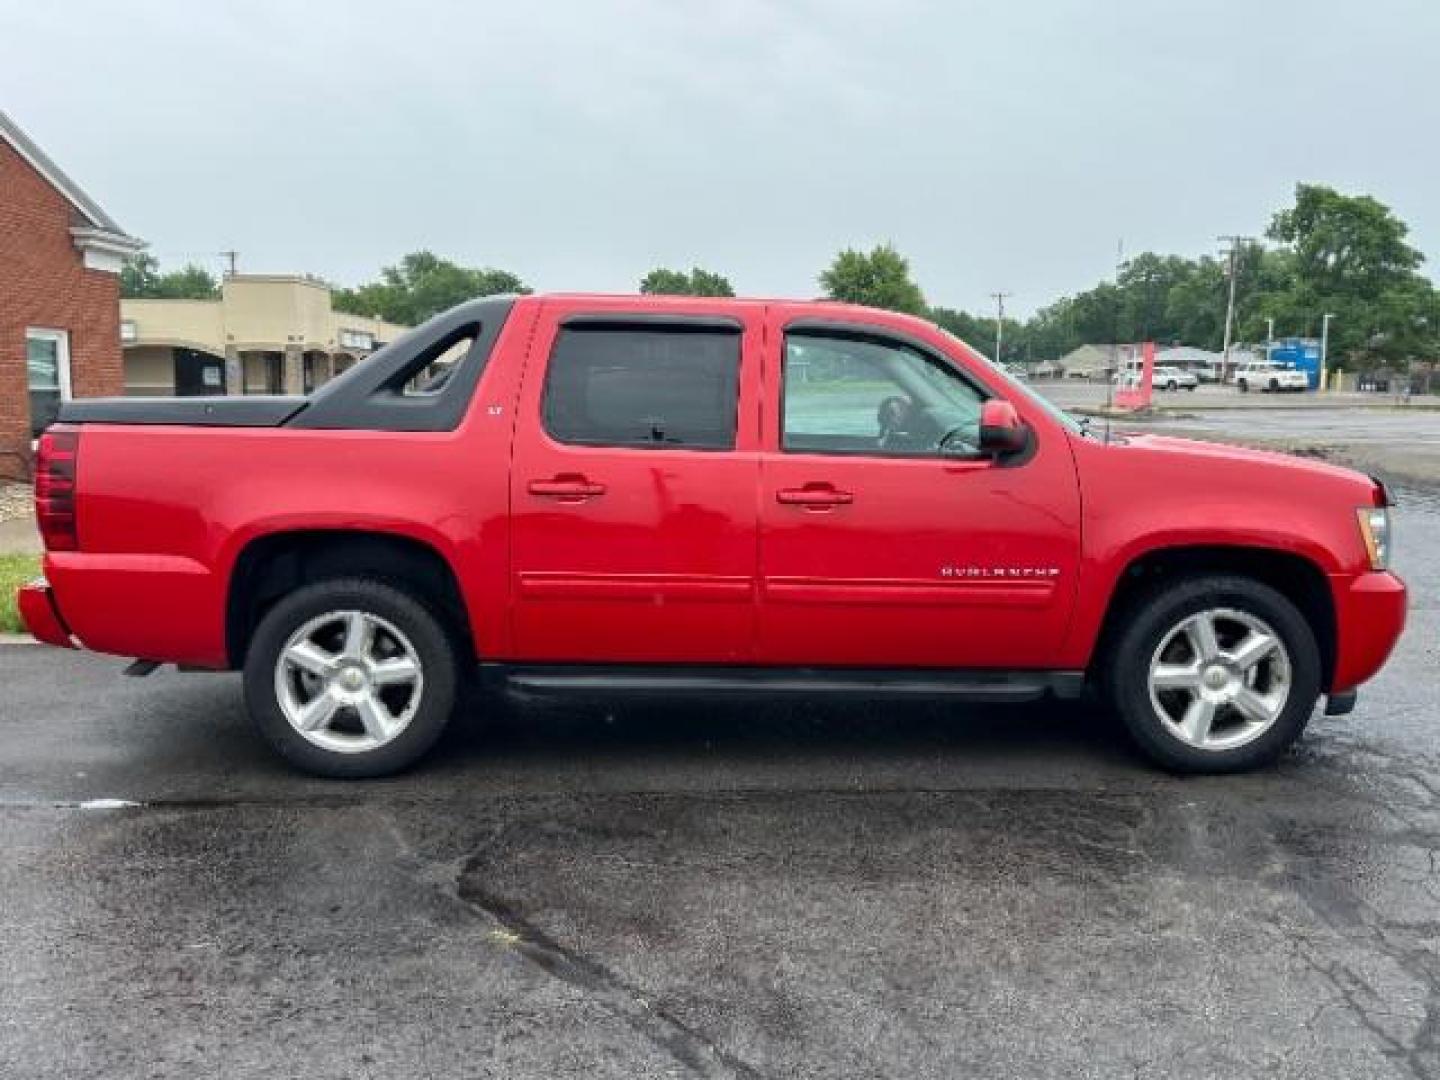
[1,485,1437,1079]
[1033,383,1440,489]
[1036,380,1433,413]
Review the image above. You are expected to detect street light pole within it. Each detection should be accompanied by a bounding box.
[1321,312,1335,392]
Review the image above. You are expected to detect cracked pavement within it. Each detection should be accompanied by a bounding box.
[1,477,1436,1078]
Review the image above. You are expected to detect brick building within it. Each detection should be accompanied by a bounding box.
[1,110,144,480]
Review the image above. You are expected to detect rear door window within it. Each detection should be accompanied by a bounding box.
[542,325,741,450]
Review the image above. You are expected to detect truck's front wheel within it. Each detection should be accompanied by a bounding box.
[243,578,459,777]
[1103,575,1321,773]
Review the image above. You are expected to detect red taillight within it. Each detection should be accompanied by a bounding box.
[35,425,80,551]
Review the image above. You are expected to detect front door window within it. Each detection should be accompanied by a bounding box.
[26,330,71,437]
[783,332,986,458]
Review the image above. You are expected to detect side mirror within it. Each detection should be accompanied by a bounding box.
[978,399,1030,457]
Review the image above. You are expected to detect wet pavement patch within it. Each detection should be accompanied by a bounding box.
[0,472,1436,1077]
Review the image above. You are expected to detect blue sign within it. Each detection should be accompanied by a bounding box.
[1271,338,1322,389]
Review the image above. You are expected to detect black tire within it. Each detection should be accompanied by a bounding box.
[1185,384,1197,391]
[243,577,459,777]
[1269,378,1280,393]
[1102,575,1321,773]
[1166,380,1178,391]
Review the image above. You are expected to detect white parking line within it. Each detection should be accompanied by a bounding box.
[0,797,142,809]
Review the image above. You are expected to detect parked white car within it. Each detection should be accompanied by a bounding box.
[1229,362,1310,393]
[1153,366,1198,391]
[1113,365,1198,391]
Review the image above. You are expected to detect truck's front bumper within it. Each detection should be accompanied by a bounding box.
[16,579,76,649]
[1331,570,1407,693]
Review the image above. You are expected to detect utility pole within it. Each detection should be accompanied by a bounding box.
[990,291,1012,366]
[220,250,238,277]
[1218,236,1252,383]
[1320,312,1335,392]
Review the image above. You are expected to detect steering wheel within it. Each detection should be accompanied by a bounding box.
[935,421,979,455]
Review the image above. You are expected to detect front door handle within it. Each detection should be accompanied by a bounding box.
[528,474,607,501]
[776,484,854,508]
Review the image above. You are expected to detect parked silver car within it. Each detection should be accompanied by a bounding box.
[1114,365,1198,391]
[1153,365,1199,391]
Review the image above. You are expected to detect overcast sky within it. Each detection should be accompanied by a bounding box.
[4,0,1437,315]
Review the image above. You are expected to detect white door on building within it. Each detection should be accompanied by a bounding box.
[26,329,72,438]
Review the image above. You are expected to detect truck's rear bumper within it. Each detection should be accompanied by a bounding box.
[16,580,76,649]
[41,552,227,667]
[1330,570,1407,693]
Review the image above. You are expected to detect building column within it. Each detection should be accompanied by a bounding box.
[224,346,243,396]
[283,345,305,395]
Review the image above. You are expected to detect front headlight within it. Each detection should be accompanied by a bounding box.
[1356,507,1391,570]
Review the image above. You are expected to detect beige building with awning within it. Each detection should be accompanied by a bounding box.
[121,274,408,397]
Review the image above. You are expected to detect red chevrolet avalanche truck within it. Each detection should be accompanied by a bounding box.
[18,294,1406,777]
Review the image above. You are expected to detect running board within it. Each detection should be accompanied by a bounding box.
[488,664,1085,704]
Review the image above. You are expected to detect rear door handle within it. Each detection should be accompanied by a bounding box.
[776,484,854,508]
[527,475,607,501]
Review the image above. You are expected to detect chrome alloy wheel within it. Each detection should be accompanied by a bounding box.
[274,610,424,753]
[1147,607,1292,751]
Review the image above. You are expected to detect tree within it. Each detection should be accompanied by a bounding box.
[120,254,220,300]
[333,251,529,325]
[1264,184,1435,365]
[822,188,1439,370]
[639,266,735,297]
[120,253,159,297]
[1268,184,1423,298]
[928,305,990,347]
[1116,253,1200,343]
[1162,257,1227,350]
[929,306,1027,363]
[819,244,927,315]
[156,263,222,300]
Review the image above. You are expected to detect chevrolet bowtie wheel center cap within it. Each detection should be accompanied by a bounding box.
[339,667,367,692]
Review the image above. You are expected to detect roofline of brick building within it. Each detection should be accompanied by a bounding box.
[0,108,144,253]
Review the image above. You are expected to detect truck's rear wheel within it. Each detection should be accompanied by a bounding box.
[1104,575,1321,773]
[243,577,459,777]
